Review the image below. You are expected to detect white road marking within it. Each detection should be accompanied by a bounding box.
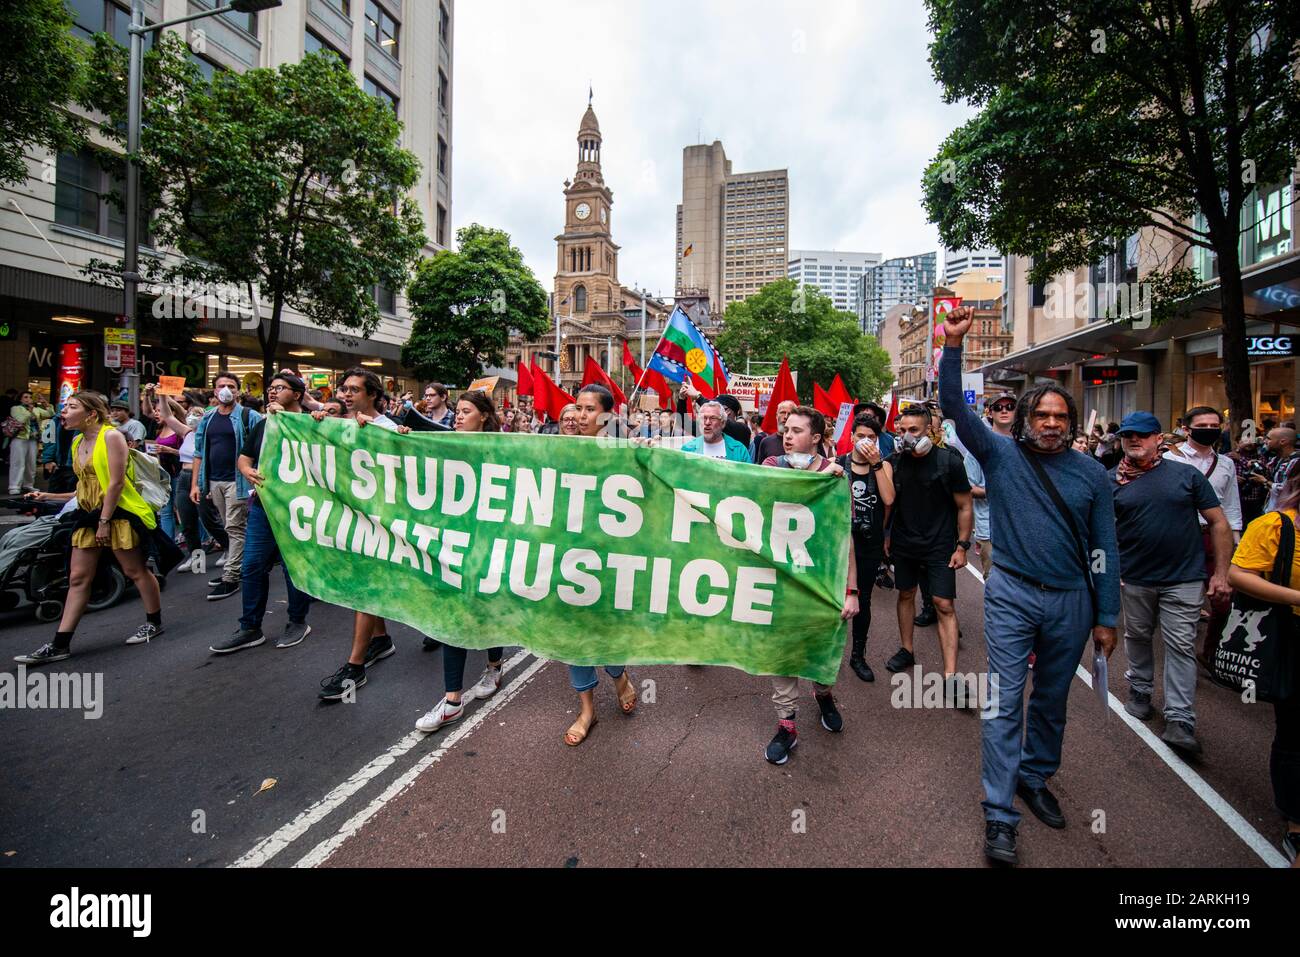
[292,655,550,868]
[964,564,1289,868]
[230,649,532,868]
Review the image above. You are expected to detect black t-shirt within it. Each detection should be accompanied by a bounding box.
[245,418,266,469]
[837,455,886,551]
[887,445,971,560]
[755,432,785,464]
[205,409,237,482]
[724,418,751,447]
[1110,459,1220,585]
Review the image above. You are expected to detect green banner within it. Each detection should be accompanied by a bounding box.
[258,414,850,684]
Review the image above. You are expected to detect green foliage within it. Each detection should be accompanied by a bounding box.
[403,224,551,386]
[85,37,426,381]
[0,0,87,186]
[716,280,895,404]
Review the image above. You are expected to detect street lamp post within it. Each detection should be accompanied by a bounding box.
[122,0,282,416]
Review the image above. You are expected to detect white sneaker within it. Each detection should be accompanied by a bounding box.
[415,697,464,733]
[177,554,194,573]
[125,622,164,645]
[216,555,227,567]
[467,665,503,702]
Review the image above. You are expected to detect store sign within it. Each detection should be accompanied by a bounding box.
[1081,365,1138,385]
[104,327,137,370]
[1246,335,1299,358]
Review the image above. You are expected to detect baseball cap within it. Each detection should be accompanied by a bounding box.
[110,400,130,411]
[1117,411,1162,436]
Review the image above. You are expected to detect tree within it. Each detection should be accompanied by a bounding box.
[402,224,550,386]
[922,0,1300,435]
[716,279,895,404]
[85,37,426,385]
[0,0,87,186]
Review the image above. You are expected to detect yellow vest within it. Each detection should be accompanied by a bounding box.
[72,425,156,530]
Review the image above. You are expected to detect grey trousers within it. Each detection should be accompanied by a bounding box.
[1122,580,1206,727]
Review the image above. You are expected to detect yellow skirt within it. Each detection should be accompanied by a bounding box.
[72,519,140,550]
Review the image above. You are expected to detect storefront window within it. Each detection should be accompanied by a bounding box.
[1247,181,1293,265]
[1186,352,1294,427]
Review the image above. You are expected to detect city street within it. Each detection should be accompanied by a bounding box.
[1,544,1287,869]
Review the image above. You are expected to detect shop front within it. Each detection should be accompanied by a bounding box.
[1185,327,1299,428]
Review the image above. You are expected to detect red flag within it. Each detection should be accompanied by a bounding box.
[582,356,628,409]
[829,374,854,408]
[813,383,837,418]
[517,361,534,399]
[883,391,900,433]
[761,357,799,435]
[530,361,574,421]
[623,341,672,407]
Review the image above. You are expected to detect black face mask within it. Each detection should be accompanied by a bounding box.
[1189,427,1221,447]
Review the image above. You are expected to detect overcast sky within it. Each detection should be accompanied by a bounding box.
[451,0,977,299]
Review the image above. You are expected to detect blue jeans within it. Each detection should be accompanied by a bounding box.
[569,665,625,693]
[239,501,310,631]
[980,568,1092,826]
[159,473,176,541]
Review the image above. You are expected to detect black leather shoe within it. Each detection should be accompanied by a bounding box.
[983,821,1018,865]
[913,608,937,627]
[1016,781,1066,829]
[850,656,875,682]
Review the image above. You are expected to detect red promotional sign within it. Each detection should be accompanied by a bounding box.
[57,342,84,411]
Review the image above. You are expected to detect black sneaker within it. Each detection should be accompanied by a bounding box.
[320,662,367,700]
[207,581,239,601]
[363,633,396,667]
[885,647,916,673]
[914,608,937,627]
[764,720,798,765]
[850,657,875,682]
[1283,829,1300,864]
[984,821,1018,865]
[14,642,72,666]
[1125,688,1153,721]
[876,567,894,589]
[277,622,311,649]
[1161,720,1202,757]
[815,690,843,732]
[210,628,265,654]
[421,635,442,652]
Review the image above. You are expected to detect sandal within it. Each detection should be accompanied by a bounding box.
[564,711,597,746]
[615,671,637,715]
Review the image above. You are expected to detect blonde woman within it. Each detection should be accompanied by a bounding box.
[17,392,174,664]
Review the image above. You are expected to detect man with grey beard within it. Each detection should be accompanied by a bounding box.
[940,306,1120,867]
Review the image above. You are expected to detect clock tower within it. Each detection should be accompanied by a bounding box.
[554,97,620,323]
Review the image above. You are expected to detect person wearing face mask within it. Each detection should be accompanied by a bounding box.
[190,371,263,600]
[1165,406,1243,673]
[941,306,1120,866]
[759,406,857,765]
[836,413,895,682]
[1110,412,1232,760]
[882,406,974,704]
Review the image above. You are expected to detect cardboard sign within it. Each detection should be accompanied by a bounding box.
[639,393,660,412]
[466,376,500,394]
[157,375,187,396]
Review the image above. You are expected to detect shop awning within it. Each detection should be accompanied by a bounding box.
[980,254,1300,377]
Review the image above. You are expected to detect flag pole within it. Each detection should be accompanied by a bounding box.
[627,317,673,405]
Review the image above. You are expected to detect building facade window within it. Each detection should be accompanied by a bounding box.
[438,70,449,110]
[439,3,450,45]
[363,75,398,114]
[437,136,447,176]
[305,28,347,64]
[365,1,399,56]
[68,0,153,51]
[54,147,147,243]
[436,204,447,246]
[574,285,587,313]
[373,283,395,314]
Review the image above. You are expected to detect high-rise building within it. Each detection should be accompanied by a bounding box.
[857,252,938,336]
[675,142,788,315]
[1,0,453,396]
[788,250,882,314]
[943,247,1004,284]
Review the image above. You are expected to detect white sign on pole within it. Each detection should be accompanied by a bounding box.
[832,402,854,443]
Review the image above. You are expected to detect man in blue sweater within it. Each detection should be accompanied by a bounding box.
[939,307,1119,866]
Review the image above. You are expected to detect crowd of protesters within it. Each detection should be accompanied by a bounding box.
[4,341,1298,869]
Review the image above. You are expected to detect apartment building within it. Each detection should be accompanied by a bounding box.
[788,249,882,314]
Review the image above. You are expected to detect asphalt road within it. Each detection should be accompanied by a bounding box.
[0,531,1290,868]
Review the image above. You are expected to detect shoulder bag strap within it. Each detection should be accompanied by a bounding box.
[1016,442,1096,601]
[1271,511,1296,586]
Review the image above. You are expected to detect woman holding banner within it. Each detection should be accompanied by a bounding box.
[416,391,508,732]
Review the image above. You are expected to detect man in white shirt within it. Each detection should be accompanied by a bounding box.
[1164,406,1242,669]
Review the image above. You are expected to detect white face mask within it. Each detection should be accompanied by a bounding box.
[786,452,814,469]
[187,412,203,426]
[217,386,235,405]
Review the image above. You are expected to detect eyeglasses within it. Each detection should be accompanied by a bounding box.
[336,385,363,394]
[990,403,1015,412]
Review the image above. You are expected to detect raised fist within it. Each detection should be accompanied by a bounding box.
[943,304,975,341]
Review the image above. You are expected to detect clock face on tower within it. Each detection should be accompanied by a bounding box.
[575,202,591,221]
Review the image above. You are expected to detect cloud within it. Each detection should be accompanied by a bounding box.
[451,0,978,299]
